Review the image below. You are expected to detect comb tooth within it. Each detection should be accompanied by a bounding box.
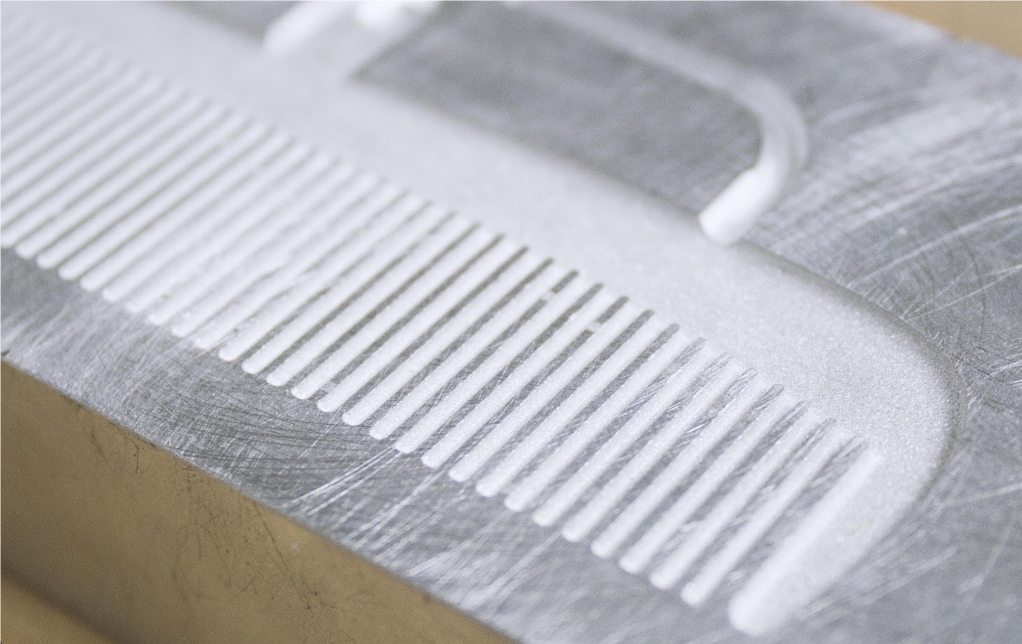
[2,76,180,211]
[680,430,853,606]
[15,97,219,261]
[41,110,245,272]
[577,356,741,553]
[255,202,447,384]
[388,271,584,453]
[545,341,712,537]
[293,223,490,400]
[241,196,441,375]
[592,368,760,559]
[103,143,313,305]
[509,327,687,514]
[419,284,611,469]
[337,249,542,422]
[480,313,665,500]
[190,173,384,349]
[82,132,294,295]
[266,210,465,389]
[351,256,560,432]
[648,414,825,591]
[618,386,787,574]
[728,446,878,633]
[450,297,638,485]
[167,189,359,339]
[217,182,408,361]
[3,47,111,134]
[65,123,274,284]
[315,238,523,413]
[164,163,360,337]
[0,56,137,231]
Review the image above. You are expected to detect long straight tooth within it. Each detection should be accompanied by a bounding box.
[533,339,709,530]
[383,271,584,450]
[647,415,824,591]
[3,75,168,226]
[81,133,294,294]
[508,329,689,513]
[349,256,559,431]
[416,284,611,467]
[315,238,523,413]
[679,431,849,605]
[618,386,787,574]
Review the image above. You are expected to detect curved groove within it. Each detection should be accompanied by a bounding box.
[525,3,809,244]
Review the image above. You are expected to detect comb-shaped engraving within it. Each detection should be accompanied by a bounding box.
[1,16,915,634]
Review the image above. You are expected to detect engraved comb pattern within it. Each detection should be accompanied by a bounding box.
[1,15,874,612]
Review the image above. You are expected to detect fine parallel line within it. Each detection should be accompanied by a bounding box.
[3,50,118,147]
[507,327,688,513]
[217,182,413,361]
[533,337,708,528]
[82,133,295,293]
[2,55,83,104]
[416,283,609,467]
[292,226,497,399]
[2,54,135,162]
[191,173,388,349]
[102,144,315,305]
[1,83,190,232]
[40,112,247,271]
[163,163,361,335]
[582,359,746,557]
[315,239,526,412]
[551,343,718,538]
[267,212,468,389]
[728,447,878,626]
[618,385,787,574]
[354,257,560,432]
[62,123,274,281]
[478,313,665,499]
[276,217,481,395]
[240,197,441,374]
[3,89,200,245]
[647,413,823,590]
[451,297,638,485]
[1,67,153,189]
[592,369,761,559]
[680,430,849,605]
[2,72,164,205]
[0,23,95,80]
[21,104,234,263]
[388,272,585,450]
[142,148,327,325]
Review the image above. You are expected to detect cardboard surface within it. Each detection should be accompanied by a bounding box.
[877,1,1022,57]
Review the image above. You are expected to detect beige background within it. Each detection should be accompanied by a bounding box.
[2,3,1020,642]
[877,1,1022,57]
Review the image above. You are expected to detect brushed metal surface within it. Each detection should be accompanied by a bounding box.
[2,2,1020,643]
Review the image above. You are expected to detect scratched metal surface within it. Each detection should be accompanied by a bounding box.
[651,6,1022,640]
[2,2,1021,643]
[676,4,1022,642]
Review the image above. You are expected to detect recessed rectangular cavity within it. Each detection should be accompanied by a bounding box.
[358,2,759,215]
